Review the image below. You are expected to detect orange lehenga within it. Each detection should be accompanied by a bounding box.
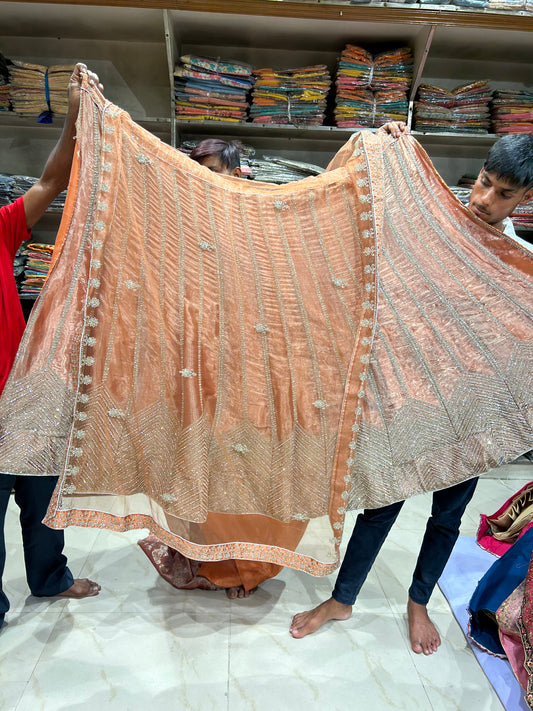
[0,77,531,588]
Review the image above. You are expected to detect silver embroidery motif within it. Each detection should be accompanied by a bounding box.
[313,399,329,410]
[361,337,372,346]
[254,323,270,334]
[360,211,372,221]
[360,354,370,364]
[136,153,153,165]
[94,221,105,231]
[337,507,346,515]
[73,430,85,440]
[273,200,289,211]
[348,441,357,450]
[347,458,355,467]
[90,260,101,270]
[198,240,215,251]
[359,194,371,203]
[292,513,310,521]
[102,162,112,172]
[83,356,95,366]
[108,409,126,419]
[333,522,342,530]
[89,298,100,308]
[179,368,197,378]
[76,412,88,421]
[352,422,360,432]
[67,466,79,476]
[77,394,89,403]
[84,336,96,347]
[362,301,374,310]
[341,491,349,500]
[363,246,375,256]
[364,283,375,293]
[233,443,249,454]
[358,389,365,399]
[125,280,140,291]
[364,264,376,274]
[97,201,107,211]
[81,375,92,385]
[104,125,115,134]
[101,182,110,192]
[103,143,113,152]
[332,278,347,289]
[86,317,98,328]
[162,493,177,503]
[356,177,369,187]
[63,483,76,494]
[93,241,103,250]
[71,448,83,458]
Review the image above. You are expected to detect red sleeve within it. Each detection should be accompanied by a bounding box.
[0,197,31,259]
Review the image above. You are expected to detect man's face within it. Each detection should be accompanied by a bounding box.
[468,169,533,229]
[198,155,241,178]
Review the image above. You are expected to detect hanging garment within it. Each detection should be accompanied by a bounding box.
[0,78,531,576]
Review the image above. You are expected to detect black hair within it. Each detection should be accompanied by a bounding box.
[189,139,242,171]
[484,134,533,190]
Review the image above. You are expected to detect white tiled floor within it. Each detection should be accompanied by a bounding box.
[1,461,531,711]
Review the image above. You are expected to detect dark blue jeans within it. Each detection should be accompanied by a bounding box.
[332,477,478,606]
[0,474,73,626]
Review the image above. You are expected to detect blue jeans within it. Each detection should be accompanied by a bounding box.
[332,478,478,606]
[0,474,73,626]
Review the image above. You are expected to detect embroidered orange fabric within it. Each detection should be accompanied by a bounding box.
[0,78,531,576]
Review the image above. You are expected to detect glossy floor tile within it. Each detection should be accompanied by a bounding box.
[1,460,531,710]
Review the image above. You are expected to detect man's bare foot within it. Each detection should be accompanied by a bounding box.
[290,597,352,638]
[226,585,257,599]
[407,597,441,655]
[57,578,101,598]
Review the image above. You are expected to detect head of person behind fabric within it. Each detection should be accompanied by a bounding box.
[469,133,533,231]
[189,139,242,178]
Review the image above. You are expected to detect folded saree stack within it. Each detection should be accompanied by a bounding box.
[247,155,324,183]
[491,90,533,134]
[414,81,492,134]
[19,242,54,297]
[8,61,74,117]
[1,173,66,211]
[334,46,412,128]
[249,65,331,125]
[0,53,11,111]
[510,203,533,231]
[487,0,525,9]
[174,55,253,123]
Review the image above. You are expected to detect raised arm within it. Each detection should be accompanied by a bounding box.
[22,63,102,229]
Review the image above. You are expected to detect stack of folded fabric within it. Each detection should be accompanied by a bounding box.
[19,242,54,297]
[491,89,533,134]
[249,65,331,126]
[0,82,9,111]
[414,81,492,133]
[248,155,324,183]
[486,0,524,9]
[3,173,66,211]
[0,52,11,111]
[0,174,14,205]
[13,242,28,290]
[9,61,74,120]
[334,46,412,128]
[510,203,533,230]
[174,55,253,123]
